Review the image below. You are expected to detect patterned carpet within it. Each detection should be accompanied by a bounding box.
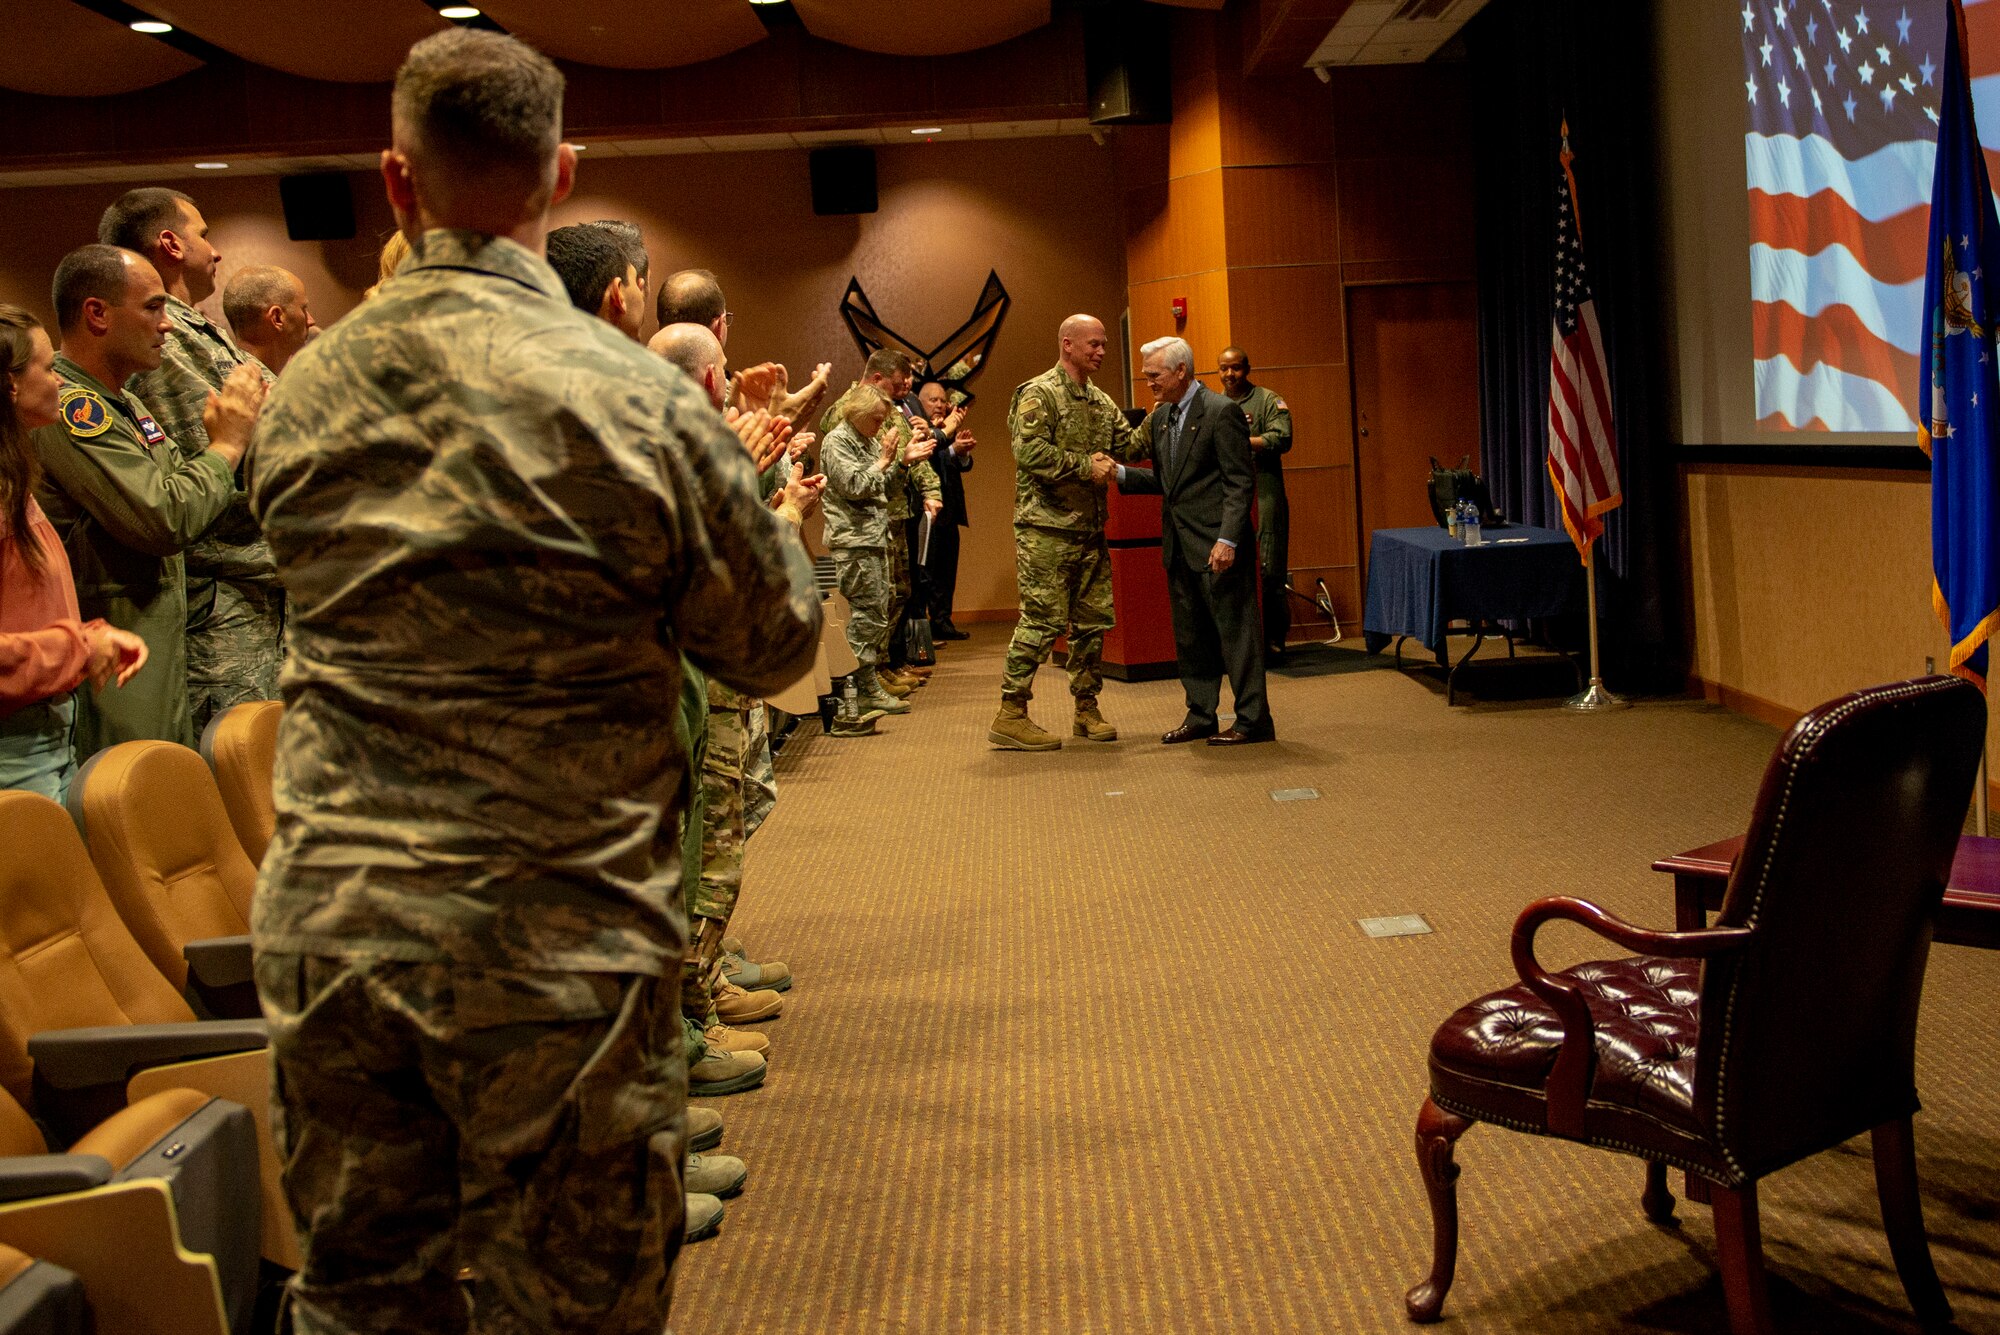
[674,628,2000,1334]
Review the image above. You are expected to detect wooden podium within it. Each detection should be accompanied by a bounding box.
[1101,468,1178,682]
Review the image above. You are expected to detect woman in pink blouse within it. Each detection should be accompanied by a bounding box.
[1,304,146,799]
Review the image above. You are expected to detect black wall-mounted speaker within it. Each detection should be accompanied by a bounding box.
[809,147,878,216]
[277,174,356,242]
[1085,2,1172,126]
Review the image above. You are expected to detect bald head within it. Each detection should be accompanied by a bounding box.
[223,265,316,374]
[1058,313,1110,381]
[650,321,727,409]
[657,269,727,345]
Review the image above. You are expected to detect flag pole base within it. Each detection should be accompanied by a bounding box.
[1563,677,1629,712]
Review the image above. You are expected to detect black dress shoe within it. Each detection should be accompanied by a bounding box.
[1208,722,1276,746]
[1161,722,1219,745]
[934,621,970,641]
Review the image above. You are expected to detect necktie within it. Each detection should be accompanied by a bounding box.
[1161,404,1180,473]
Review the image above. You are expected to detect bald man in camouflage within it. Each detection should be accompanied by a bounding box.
[989,314,1150,751]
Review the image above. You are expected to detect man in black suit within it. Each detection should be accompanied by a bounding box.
[1099,336,1273,745]
[917,380,975,639]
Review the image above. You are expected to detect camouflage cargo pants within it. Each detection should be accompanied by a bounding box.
[693,701,750,927]
[832,547,893,667]
[887,525,911,634]
[258,954,684,1335]
[187,577,283,738]
[744,703,775,841]
[1000,525,1114,700]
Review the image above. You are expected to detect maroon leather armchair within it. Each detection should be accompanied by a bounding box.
[1406,675,1985,1334]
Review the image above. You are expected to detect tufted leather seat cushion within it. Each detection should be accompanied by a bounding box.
[1428,956,1734,1178]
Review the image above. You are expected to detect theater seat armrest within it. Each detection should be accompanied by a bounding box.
[0,1154,114,1204]
[28,1021,268,1093]
[182,937,252,989]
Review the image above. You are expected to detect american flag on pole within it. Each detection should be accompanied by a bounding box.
[1548,122,1622,561]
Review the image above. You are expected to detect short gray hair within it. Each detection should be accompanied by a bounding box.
[1140,336,1193,375]
[221,265,299,336]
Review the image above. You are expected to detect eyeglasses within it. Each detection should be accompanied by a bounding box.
[722,311,735,328]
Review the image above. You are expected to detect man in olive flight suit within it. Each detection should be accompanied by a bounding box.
[100,186,284,736]
[989,313,1150,752]
[1218,346,1294,657]
[32,244,264,755]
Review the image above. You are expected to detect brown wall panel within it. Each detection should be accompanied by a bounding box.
[1326,63,1471,161]
[1128,270,1232,372]
[1218,164,1339,268]
[1167,18,1225,178]
[1245,366,1350,470]
[1340,257,1477,287]
[1226,263,1343,369]
[1125,169,1229,282]
[1279,465,1358,570]
[1334,155,1474,265]
[1219,64,1336,166]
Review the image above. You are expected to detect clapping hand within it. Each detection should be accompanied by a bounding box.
[82,623,148,691]
[724,408,791,472]
[787,431,816,462]
[730,363,783,414]
[780,460,826,519]
[201,362,269,467]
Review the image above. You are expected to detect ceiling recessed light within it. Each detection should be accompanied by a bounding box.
[194,162,229,170]
[748,1,785,6]
[911,127,943,135]
[439,5,481,17]
[129,20,173,33]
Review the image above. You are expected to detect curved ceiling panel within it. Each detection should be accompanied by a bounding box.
[792,0,1050,57]
[126,0,447,83]
[480,0,767,70]
[0,0,203,97]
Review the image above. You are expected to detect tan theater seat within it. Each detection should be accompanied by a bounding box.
[0,792,293,1270]
[70,742,255,997]
[198,702,280,866]
[823,590,859,678]
[0,1241,84,1333]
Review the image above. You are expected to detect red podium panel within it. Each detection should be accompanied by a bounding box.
[1103,544,1177,680]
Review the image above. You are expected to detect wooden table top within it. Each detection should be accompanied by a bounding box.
[1653,834,2000,919]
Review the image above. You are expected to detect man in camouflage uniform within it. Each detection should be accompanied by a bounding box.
[989,314,1151,751]
[247,31,820,1333]
[1218,346,1294,657]
[100,187,283,737]
[32,245,265,755]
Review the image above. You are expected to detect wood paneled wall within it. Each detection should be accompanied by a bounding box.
[1118,13,1475,632]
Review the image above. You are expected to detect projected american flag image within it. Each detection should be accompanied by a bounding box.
[1740,0,1993,432]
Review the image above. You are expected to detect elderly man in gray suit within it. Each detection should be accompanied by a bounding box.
[1097,335,1273,745]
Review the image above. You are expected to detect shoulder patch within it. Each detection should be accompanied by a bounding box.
[1274,400,1289,412]
[57,386,111,439]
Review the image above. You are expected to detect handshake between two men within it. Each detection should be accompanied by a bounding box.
[1087,449,1236,574]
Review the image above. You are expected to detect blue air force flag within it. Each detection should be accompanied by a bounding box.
[1920,0,2000,687]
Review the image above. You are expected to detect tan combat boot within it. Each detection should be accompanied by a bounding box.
[988,697,1062,751]
[1073,694,1118,742]
[878,668,914,698]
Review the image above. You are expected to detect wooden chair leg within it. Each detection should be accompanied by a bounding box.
[1405,1097,1472,1324]
[1642,1160,1676,1223]
[1870,1118,1954,1329]
[1710,1182,1774,1335]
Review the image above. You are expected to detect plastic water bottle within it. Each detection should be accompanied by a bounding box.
[1464,501,1482,547]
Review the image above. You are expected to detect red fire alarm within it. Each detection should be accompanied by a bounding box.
[1171,296,1187,322]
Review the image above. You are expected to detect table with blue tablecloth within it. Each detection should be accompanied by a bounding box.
[1362,525,1584,702]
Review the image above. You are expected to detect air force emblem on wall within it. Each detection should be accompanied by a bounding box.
[58,387,111,439]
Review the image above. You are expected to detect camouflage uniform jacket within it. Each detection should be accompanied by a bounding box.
[247,229,821,975]
[820,420,893,550]
[821,383,938,523]
[126,295,278,598]
[1008,364,1149,534]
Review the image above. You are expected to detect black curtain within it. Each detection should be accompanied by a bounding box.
[1466,0,1683,693]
